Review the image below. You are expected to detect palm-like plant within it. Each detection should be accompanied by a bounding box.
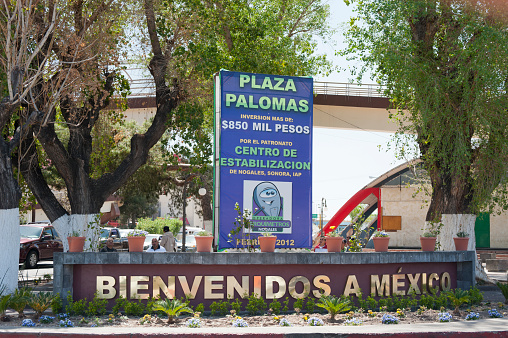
[28,292,56,319]
[0,294,11,320]
[9,287,32,317]
[316,295,351,320]
[151,298,193,324]
[447,289,469,315]
[496,282,508,304]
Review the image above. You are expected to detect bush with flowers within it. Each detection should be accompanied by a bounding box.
[21,319,36,327]
[127,229,149,237]
[232,316,248,327]
[344,317,362,326]
[465,312,480,321]
[438,312,452,322]
[307,317,324,326]
[488,309,503,318]
[381,314,399,324]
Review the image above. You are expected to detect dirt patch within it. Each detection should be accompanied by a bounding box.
[2,305,507,328]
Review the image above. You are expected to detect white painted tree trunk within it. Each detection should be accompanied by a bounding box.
[0,208,20,294]
[437,214,489,282]
[52,214,101,252]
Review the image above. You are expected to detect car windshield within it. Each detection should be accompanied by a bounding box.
[20,226,43,239]
[99,229,110,239]
[118,229,130,238]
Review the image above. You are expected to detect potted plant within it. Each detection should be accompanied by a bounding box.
[127,229,148,252]
[195,230,213,252]
[371,230,390,252]
[325,232,343,252]
[258,232,277,252]
[67,231,86,252]
[454,230,470,251]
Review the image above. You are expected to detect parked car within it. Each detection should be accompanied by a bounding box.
[19,223,63,269]
[143,234,162,251]
[99,227,129,251]
[176,235,197,252]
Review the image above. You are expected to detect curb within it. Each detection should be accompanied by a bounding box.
[1,331,508,338]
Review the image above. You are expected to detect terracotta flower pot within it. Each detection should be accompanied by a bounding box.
[453,237,469,251]
[373,237,390,252]
[420,237,437,252]
[128,236,146,252]
[259,236,277,252]
[195,236,213,252]
[67,236,86,252]
[326,236,343,252]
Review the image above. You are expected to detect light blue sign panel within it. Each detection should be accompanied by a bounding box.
[215,70,313,249]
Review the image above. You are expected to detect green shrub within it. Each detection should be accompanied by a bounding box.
[467,286,484,305]
[124,299,146,316]
[112,296,128,314]
[269,298,282,315]
[282,297,290,313]
[28,292,56,319]
[496,282,508,303]
[51,293,63,314]
[0,294,11,318]
[293,297,305,312]
[152,298,193,324]
[137,217,182,236]
[195,303,205,314]
[365,295,378,311]
[87,292,107,316]
[9,287,32,317]
[447,289,470,315]
[305,297,316,313]
[316,295,351,320]
[231,299,242,314]
[246,293,267,315]
[65,292,87,316]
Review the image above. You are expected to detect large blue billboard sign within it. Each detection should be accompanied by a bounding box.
[214,70,313,249]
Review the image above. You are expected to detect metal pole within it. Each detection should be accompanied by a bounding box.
[182,183,187,252]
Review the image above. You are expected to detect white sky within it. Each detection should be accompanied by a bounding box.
[311,1,407,217]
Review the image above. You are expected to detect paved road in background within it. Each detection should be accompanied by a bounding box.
[18,260,53,283]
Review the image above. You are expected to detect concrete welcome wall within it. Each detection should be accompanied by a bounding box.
[54,251,475,307]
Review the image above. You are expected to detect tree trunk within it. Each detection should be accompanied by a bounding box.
[0,208,20,294]
[0,142,22,294]
[438,214,489,282]
[52,214,101,252]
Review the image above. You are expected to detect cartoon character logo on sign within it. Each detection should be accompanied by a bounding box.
[252,182,283,217]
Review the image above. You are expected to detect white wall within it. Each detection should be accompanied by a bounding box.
[380,185,508,249]
[381,186,428,247]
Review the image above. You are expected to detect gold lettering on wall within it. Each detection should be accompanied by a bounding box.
[312,275,331,298]
[421,273,427,294]
[344,275,360,297]
[178,276,203,299]
[153,276,175,299]
[254,276,262,297]
[392,274,405,296]
[407,273,421,294]
[428,273,439,293]
[119,276,127,298]
[265,276,286,299]
[440,272,451,291]
[227,276,249,299]
[288,276,310,299]
[371,275,390,297]
[96,276,116,299]
[204,276,224,299]
[130,276,149,300]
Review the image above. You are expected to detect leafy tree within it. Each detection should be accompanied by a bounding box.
[342,0,508,255]
[0,0,71,293]
[18,0,333,256]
